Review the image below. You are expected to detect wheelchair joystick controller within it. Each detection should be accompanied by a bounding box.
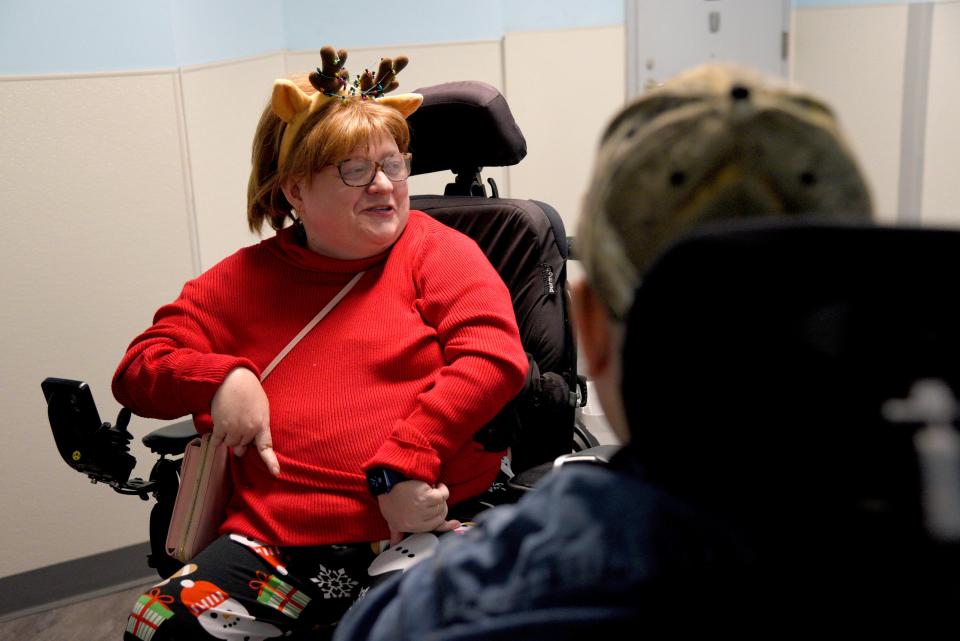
[42,377,188,576]
[41,377,155,498]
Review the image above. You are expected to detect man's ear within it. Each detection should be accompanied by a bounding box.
[280,179,302,212]
[570,279,613,378]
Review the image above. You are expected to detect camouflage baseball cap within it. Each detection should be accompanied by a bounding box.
[578,63,873,320]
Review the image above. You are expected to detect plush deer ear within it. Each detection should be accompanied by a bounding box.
[376,93,423,118]
[275,82,339,167]
[272,80,312,124]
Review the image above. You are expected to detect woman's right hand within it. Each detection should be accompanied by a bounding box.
[210,367,281,476]
[377,480,461,545]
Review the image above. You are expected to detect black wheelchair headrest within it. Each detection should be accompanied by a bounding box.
[408,81,526,176]
[622,217,960,538]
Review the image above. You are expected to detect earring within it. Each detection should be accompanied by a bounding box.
[291,209,307,246]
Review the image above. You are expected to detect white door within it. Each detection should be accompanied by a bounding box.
[626,0,791,98]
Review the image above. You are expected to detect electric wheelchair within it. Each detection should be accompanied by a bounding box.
[42,80,594,579]
[620,217,960,617]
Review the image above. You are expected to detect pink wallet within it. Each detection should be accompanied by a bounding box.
[165,433,231,563]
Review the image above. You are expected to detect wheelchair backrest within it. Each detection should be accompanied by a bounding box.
[407,81,578,473]
[622,217,960,606]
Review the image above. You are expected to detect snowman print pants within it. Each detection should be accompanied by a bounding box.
[122,489,508,641]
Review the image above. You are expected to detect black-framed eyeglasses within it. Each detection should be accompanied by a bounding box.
[333,152,412,187]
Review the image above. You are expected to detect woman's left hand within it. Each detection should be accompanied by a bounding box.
[377,480,461,545]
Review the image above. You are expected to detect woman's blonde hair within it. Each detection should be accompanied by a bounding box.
[247,74,412,233]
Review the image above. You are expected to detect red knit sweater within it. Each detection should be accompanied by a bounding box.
[112,211,528,546]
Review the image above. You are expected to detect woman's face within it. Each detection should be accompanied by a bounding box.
[286,133,410,260]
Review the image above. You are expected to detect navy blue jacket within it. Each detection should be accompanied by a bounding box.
[333,446,755,640]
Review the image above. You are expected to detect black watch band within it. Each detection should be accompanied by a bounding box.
[366,467,408,496]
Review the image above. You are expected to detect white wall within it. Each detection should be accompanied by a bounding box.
[792,1,959,226]
[504,26,626,236]
[791,4,908,222]
[921,1,960,225]
[179,54,287,270]
[0,70,197,576]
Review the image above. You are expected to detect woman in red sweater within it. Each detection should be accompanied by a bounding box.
[115,48,527,640]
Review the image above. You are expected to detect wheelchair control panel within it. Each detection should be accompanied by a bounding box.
[42,377,156,498]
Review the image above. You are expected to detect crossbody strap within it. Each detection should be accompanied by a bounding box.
[258,270,366,382]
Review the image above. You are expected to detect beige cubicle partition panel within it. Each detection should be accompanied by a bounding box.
[791,4,908,222]
[179,53,288,271]
[921,2,960,227]
[0,71,197,577]
[503,25,626,236]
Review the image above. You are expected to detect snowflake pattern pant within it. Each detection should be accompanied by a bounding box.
[123,472,514,640]
[123,533,380,641]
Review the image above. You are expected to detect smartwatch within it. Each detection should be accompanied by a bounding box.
[366,467,408,496]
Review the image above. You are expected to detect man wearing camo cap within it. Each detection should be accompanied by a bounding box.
[334,64,874,640]
[574,62,872,449]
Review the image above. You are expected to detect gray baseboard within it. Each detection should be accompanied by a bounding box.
[0,541,156,623]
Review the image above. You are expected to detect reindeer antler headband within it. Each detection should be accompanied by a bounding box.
[273,45,423,168]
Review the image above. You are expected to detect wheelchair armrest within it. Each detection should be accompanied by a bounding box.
[552,444,620,468]
[507,444,621,493]
[142,419,199,456]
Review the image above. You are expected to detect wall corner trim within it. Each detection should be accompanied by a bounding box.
[897,2,934,223]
